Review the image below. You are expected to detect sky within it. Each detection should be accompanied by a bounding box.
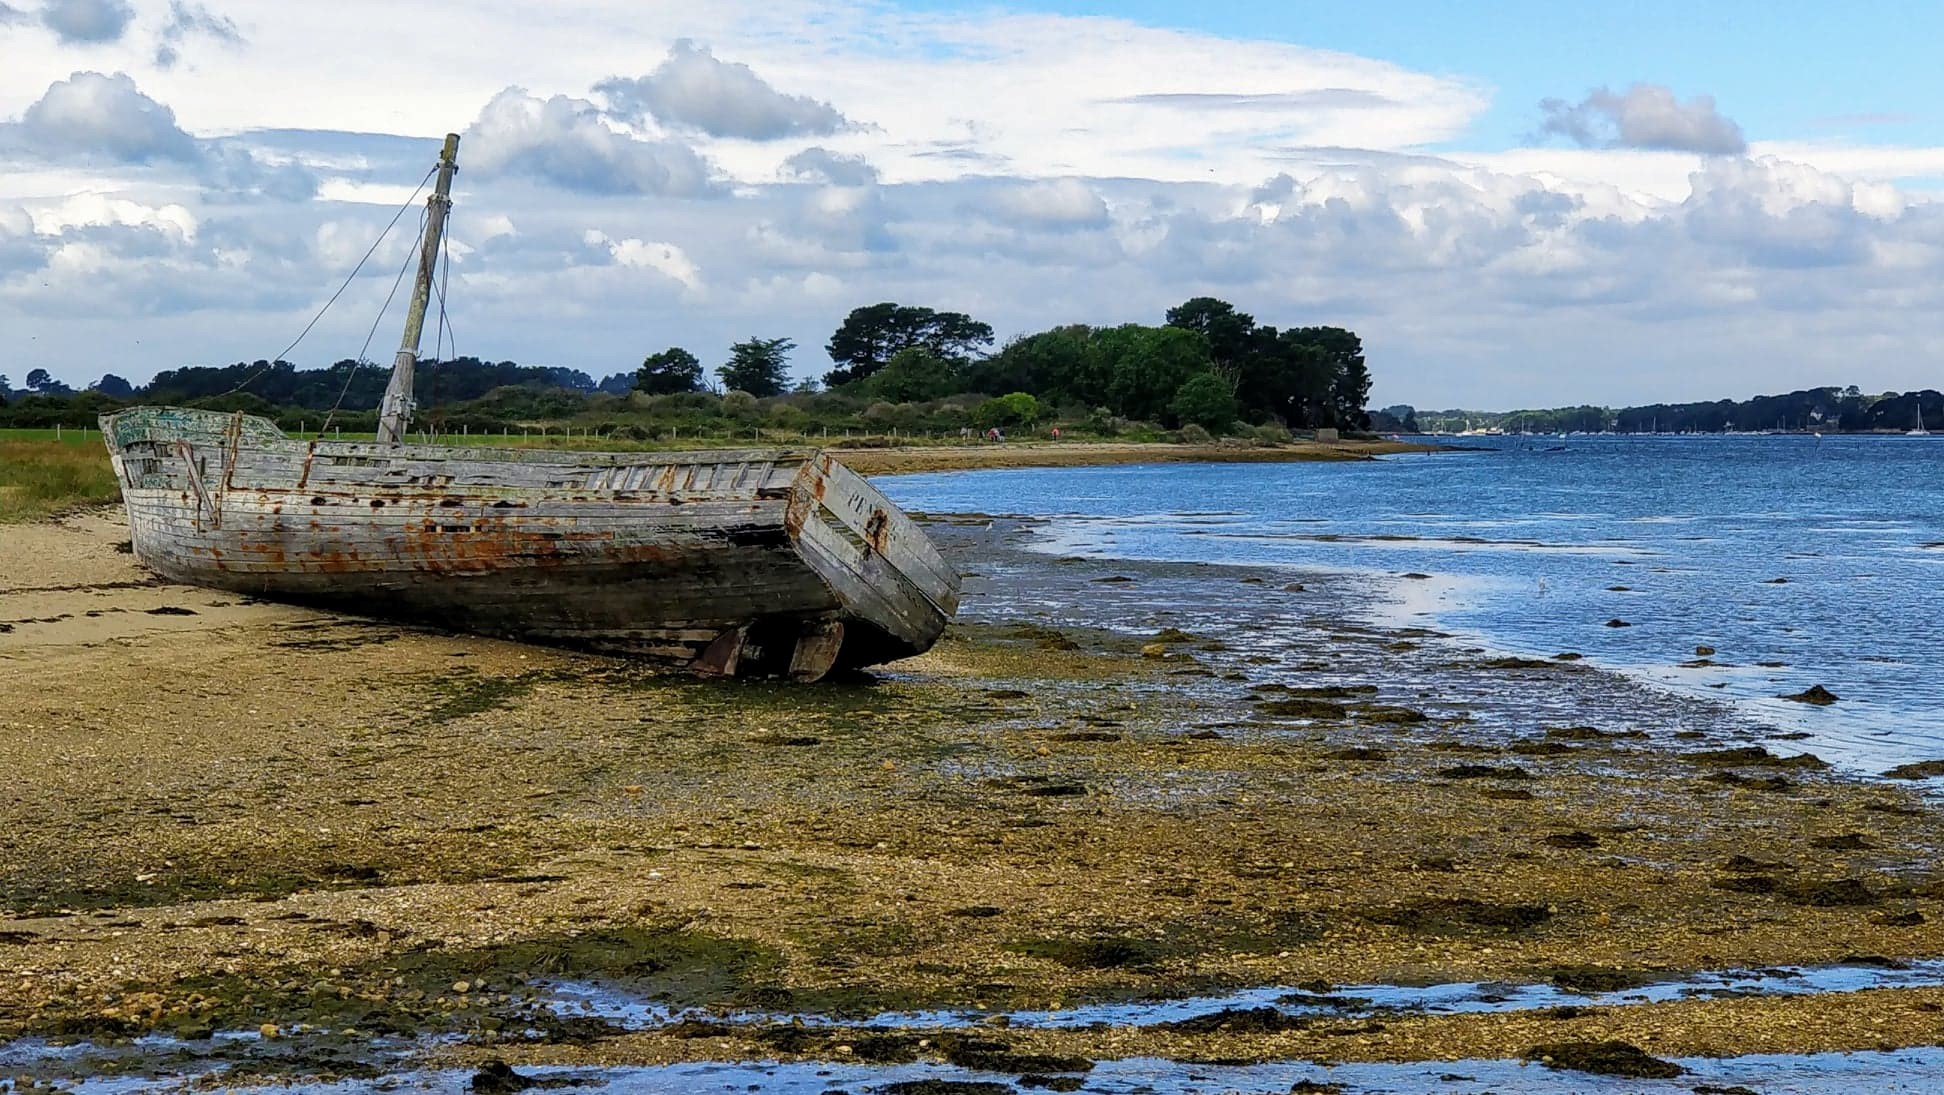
[2,0,1942,409]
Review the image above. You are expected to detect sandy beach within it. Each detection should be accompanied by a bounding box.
[2,506,1941,1085]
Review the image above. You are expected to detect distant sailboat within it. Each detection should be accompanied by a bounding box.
[1909,404,1930,436]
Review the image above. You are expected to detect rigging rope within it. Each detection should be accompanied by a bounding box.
[224,164,438,398]
[315,210,426,438]
[424,214,456,437]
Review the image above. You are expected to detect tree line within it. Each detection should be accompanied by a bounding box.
[636,298,1373,431]
[1398,386,1944,435]
[0,297,1375,436]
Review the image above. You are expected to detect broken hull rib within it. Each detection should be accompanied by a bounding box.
[101,408,959,679]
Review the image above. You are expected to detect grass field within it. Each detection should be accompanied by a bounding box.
[0,425,1413,522]
[0,438,122,522]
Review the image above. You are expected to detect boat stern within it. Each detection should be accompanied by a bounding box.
[788,453,960,670]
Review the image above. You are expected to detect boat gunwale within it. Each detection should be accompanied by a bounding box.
[101,407,823,471]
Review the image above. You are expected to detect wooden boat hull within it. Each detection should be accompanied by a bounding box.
[101,408,959,679]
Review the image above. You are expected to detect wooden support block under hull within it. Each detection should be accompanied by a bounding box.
[787,621,844,683]
[691,627,745,677]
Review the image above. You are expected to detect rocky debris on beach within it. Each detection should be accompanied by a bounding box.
[1523,1040,1684,1079]
[469,1060,532,1093]
[1680,746,1829,770]
[1781,684,1840,705]
[4,511,1944,1086]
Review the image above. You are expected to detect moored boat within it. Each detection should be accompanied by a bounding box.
[100,134,958,679]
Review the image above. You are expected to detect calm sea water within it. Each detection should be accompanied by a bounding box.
[881,436,1944,775]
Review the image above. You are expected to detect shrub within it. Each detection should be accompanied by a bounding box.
[1178,423,1214,444]
[766,404,809,430]
[1169,372,1237,431]
[973,392,1041,429]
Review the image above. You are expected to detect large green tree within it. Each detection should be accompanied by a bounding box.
[719,337,795,397]
[635,347,704,395]
[825,303,994,387]
[1285,326,1369,428]
[1163,298,1373,428]
[868,347,958,403]
[91,374,135,399]
[968,326,1101,406]
[1092,324,1212,421]
[1165,297,1257,391]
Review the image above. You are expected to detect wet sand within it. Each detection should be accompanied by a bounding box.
[2,508,1942,1084]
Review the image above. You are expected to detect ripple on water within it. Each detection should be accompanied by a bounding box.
[24,1050,1944,1094]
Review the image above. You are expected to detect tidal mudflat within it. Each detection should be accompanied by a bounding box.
[2,507,1942,1090]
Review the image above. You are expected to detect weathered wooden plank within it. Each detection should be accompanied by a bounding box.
[103,407,958,676]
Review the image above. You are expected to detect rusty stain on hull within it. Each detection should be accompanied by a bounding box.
[101,407,961,680]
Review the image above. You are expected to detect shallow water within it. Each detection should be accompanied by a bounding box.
[881,436,1944,775]
[18,1049,1944,1094]
[14,961,1944,1093]
[538,959,1944,1033]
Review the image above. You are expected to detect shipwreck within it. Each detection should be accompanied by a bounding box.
[101,134,959,680]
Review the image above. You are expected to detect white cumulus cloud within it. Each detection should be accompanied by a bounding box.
[39,0,132,43]
[595,39,849,140]
[463,87,715,196]
[13,71,199,163]
[1538,83,1747,155]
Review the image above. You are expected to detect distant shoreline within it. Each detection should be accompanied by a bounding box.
[839,437,1441,475]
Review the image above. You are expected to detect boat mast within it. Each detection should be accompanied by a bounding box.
[376,133,460,444]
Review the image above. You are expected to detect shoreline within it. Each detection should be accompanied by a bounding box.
[2,508,1940,1085]
[0,436,1440,524]
[840,437,1439,475]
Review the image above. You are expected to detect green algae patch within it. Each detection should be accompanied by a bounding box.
[1543,964,1663,992]
[1525,1039,1684,1078]
[418,669,544,725]
[42,923,788,1044]
[1254,697,1349,719]
[1363,897,1553,935]
[1009,935,1162,970]
[1680,747,1829,770]
[1353,705,1428,724]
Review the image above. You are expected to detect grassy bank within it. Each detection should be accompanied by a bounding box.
[0,439,122,522]
[0,427,1435,520]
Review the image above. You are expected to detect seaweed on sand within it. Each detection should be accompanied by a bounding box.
[1524,1040,1684,1078]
